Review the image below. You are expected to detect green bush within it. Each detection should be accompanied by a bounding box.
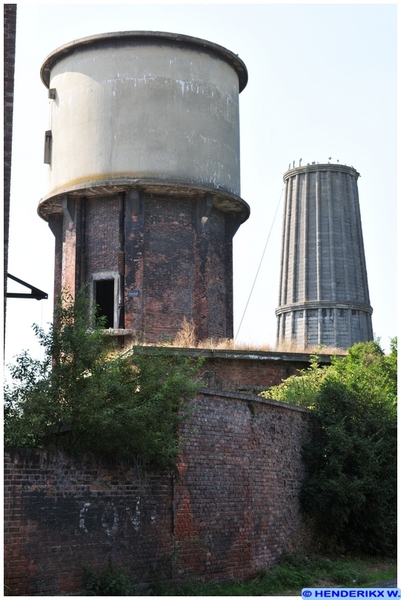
[329,566,357,586]
[81,562,133,595]
[260,352,327,408]
[4,287,200,470]
[262,339,397,555]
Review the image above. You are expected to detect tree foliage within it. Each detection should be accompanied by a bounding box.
[262,339,397,555]
[4,288,200,470]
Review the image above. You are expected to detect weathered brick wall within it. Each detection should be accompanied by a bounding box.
[4,4,17,334]
[86,195,120,275]
[173,390,312,581]
[4,450,174,596]
[4,354,315,595]
[143,195,197,339]
[200,208,228,339]
[3,3,16,216]
[139,194,236,342]
[200,352,308,392]
[168,347,330,393]
[50,191,242,342]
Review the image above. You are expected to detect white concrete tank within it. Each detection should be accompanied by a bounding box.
[39,31,248,212]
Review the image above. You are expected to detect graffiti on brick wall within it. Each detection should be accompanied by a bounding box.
[79,497,157,537]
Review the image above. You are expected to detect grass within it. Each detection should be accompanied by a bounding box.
[77,553,396,596]
[125,317,348,355]
[152,553,397,596]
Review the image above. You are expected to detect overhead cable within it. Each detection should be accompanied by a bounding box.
[235,187,284,342]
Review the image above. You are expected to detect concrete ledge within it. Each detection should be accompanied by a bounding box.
[199,387,311,413]
[128,345,333,365]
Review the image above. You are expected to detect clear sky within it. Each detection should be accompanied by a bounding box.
[5,2,397,371]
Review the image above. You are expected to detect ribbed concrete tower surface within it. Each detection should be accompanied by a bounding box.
[38,31,249,344]
[276,162,373,350]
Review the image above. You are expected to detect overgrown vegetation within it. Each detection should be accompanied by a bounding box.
[4,288,200,469]
[261,339,397,555]
[80,561,135,596]
[166,316,348,353]
[157,553,396,595]
[83,553,396,596]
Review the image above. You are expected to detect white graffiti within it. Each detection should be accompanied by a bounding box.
[101,501,119,537]
[126,499,141,532]
[79,502,91,533]
[78,498,157,536]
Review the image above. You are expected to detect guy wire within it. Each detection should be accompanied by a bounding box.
[235,186,284,343]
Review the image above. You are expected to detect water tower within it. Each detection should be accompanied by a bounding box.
[38,32,249,343]
[276,162,373,349]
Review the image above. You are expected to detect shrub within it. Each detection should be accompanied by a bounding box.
[4,287,200,470]
[81,562,133,596]
[262,339,397,555]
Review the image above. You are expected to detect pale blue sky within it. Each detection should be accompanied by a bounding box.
[5,2,397,368]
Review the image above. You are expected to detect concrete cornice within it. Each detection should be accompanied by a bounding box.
[127,344,333,364]
[275,300,373,316]
[283,163,360,180]
[37,178,250,223]
[40,30,248,92]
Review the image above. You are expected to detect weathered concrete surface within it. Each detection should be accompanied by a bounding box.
[276,163,373,349]
[38,31,248,207]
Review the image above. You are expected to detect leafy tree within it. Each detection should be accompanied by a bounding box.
[4,288,200,470]
[262,339,397,555]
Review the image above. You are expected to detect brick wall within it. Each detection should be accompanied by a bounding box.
[50,190,242,342]
[4,4,17,337]
[4,353,315,595]
[142,195,197,339]
[164,346,331,393]
[129,192,239,342]
[173,390,312,581]
[4,450,174,595]
[86,196,120,275]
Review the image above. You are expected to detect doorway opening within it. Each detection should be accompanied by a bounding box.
[94,279,115,328]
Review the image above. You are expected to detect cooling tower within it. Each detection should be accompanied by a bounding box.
[276,163,373,350]
[38,31,249,344]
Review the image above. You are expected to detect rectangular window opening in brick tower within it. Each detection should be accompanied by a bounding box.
[94,279,115,328]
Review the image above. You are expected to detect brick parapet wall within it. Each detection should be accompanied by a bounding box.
[199,352,319,392]
[4,353,316,595]
[135,346,330,393]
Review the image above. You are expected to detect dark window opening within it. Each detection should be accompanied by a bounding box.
[44,130,52,164]
[95,279,115,328]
